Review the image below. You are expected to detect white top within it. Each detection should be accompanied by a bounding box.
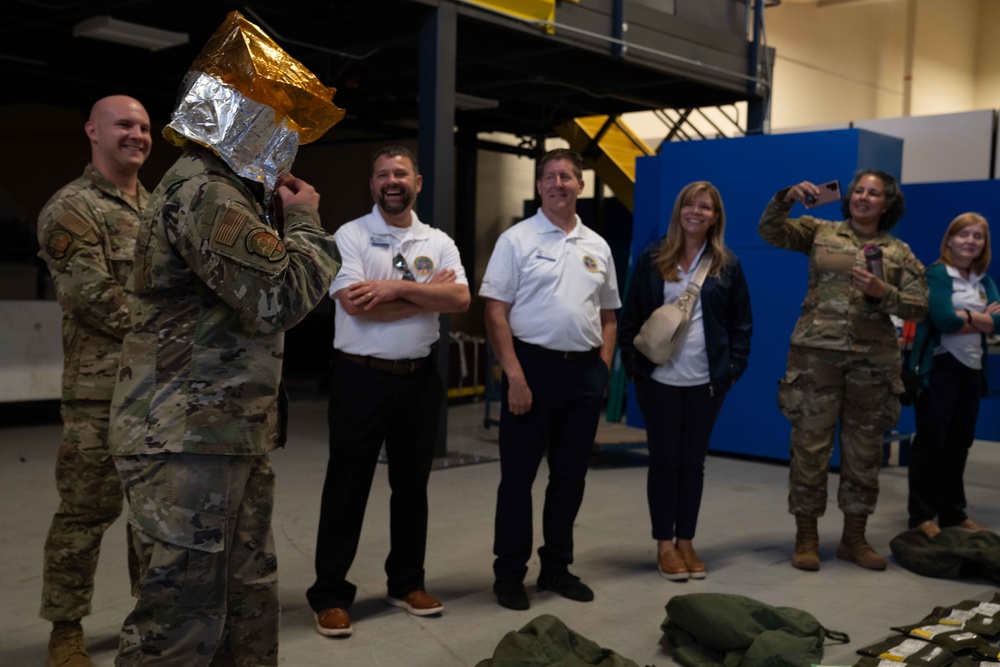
[479,209,621,351]
[651,243,710,387]
[936,264,987,370]
[330,205,467,359]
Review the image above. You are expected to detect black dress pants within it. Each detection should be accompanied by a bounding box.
[908,352,983,528]
[493,342,609,583]
[635,379,727,542]
[307,354,442,611]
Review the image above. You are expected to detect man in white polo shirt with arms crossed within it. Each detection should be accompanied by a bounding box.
[308,145,470,637]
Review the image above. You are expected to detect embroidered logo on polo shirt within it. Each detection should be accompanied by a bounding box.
[246,230,286,262]
[582,255,599,272]
[414,256,434,276]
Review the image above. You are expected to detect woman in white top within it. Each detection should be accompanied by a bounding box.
[618,182,752,581]
[907,212,1000,537]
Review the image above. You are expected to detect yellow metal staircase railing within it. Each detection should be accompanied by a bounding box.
[556,115,654,213]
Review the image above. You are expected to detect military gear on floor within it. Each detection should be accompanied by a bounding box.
[890,527,1000,583]
[792,515,820,571]
[892,616,990,654]
[661,593,848,667]
[474,614,642,667]
[837,514,887,570]
[47,621,94,667]
[932,593,1000,638]
[855,635,953,667]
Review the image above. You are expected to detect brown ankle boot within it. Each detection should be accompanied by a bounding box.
[791,515,820,571]
[836,514,887,570]
[47,621,94,667]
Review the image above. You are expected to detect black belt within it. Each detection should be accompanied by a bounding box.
[514,339,599,360]
[338,351,430,375]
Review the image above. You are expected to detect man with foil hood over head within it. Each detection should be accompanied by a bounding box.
[108,11,343,665]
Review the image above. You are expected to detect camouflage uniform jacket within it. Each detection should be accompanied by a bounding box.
[37,163,149,402]
[111,147,340,456]
[758,194,927,355]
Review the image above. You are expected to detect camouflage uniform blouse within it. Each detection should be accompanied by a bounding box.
[37,164,149,402]
[758,195,928,355]
[111,148,340,456]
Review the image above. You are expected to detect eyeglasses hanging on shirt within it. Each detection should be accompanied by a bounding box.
[393,252,416,281]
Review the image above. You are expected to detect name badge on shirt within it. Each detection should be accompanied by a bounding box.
[370,236,390,248]
[535,250,556,262]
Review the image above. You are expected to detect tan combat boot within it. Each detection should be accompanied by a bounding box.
[791,515,820,571]
[836,513,887,570]
[47,621,94,667]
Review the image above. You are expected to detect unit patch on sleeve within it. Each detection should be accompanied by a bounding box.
[246,230,287,262]
[45,230,73,259]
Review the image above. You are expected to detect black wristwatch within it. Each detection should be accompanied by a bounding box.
[964,309,973,324]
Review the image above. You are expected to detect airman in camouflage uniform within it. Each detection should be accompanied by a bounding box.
[37,95,151,667]
[108,10,343,662]
[759,170,927,572]
[109,142,339,666]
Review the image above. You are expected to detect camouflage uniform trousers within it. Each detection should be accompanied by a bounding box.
[41,399,137,621]
[777,345,903,518]
[113,452,278,667]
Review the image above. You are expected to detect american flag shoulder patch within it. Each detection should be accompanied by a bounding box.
[57,211,90,237]
[214,206,250,247]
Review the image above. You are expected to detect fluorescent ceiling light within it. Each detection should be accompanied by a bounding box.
[73,16,189,52]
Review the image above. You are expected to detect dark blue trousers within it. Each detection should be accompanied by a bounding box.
[493,342,609,582]
[307,355,442,611]
[908,352,983,528]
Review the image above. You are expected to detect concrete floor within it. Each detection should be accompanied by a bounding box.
[2,396,998,666]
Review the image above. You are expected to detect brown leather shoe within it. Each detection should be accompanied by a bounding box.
[315,608,352,637]
[676,542,707,579]
[47,622,93,667]
[386,589,444,616]
[658,547,689,581]
[954,518,991,532]
[916,520,941,538]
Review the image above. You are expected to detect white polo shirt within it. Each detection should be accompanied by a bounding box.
[479,209,621,352]
[330,205,467,359]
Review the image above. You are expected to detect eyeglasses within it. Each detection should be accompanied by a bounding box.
[393,253,416,281]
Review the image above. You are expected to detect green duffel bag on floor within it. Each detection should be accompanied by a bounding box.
[890,528,1000,583]
[475,613,646,667]
[661,593,849,667]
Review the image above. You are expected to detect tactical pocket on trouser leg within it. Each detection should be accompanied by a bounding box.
[873,377,905,432]
[777,370,803,422]
[127,491,227,608]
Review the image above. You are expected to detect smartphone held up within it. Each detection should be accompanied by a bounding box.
[804,180,841,208]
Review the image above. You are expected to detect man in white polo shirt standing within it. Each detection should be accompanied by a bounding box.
[480,148,620,610]
[308,145,470,637]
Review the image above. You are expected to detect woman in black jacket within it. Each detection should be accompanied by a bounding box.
[618,181,752,581]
